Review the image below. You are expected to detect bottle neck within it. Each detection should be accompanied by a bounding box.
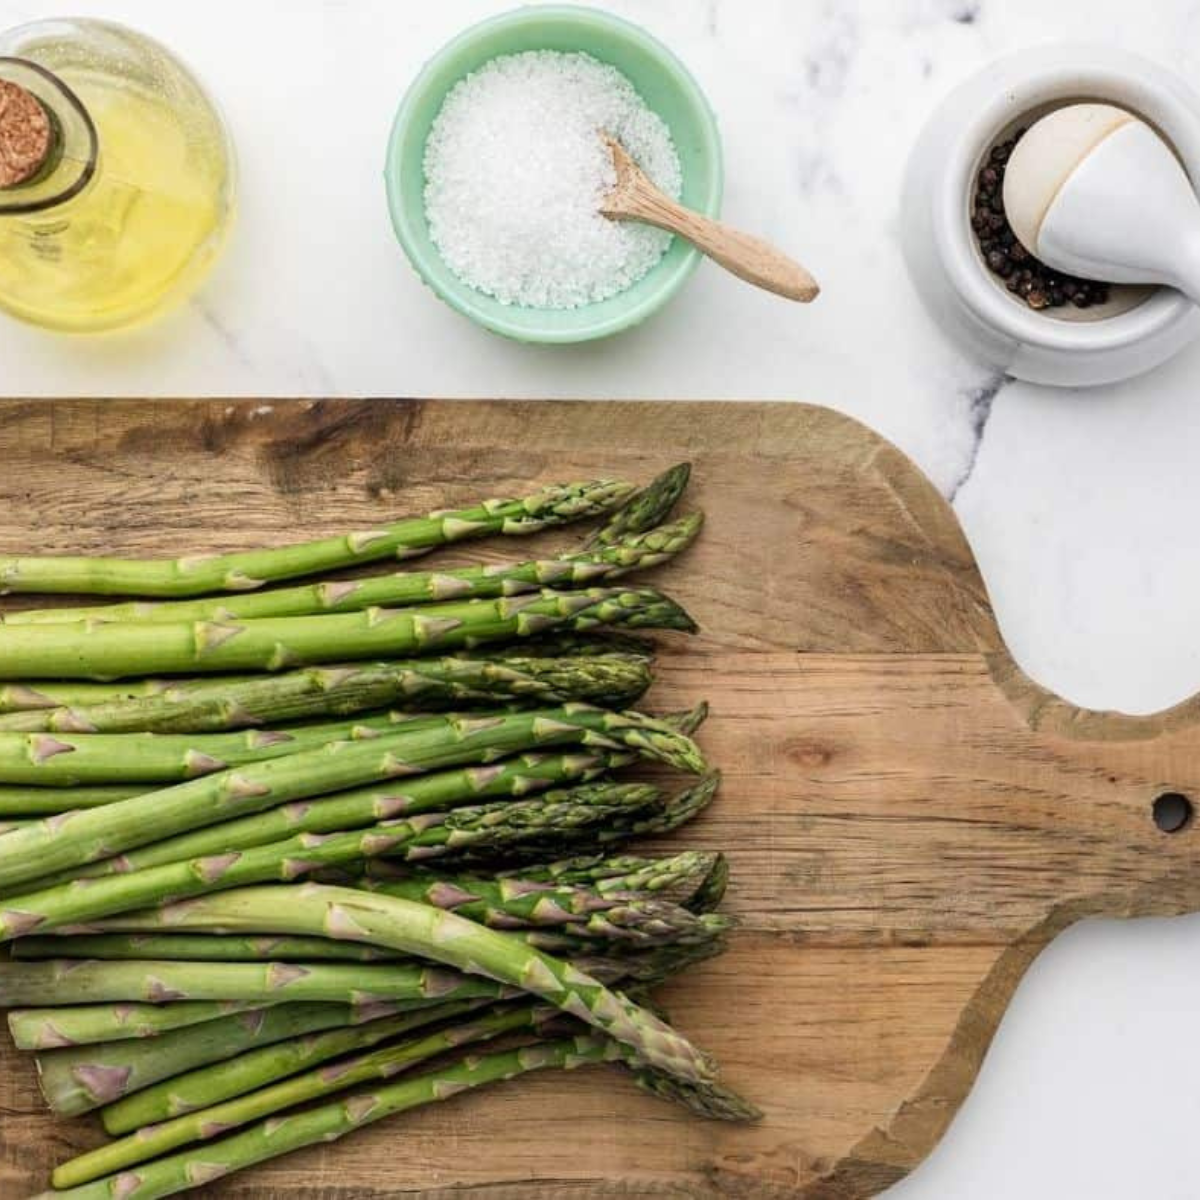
[0,57,96,215]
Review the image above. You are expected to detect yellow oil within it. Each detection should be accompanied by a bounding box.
[0,65,234,332]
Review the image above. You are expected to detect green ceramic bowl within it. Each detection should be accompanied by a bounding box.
[385,5,724,343]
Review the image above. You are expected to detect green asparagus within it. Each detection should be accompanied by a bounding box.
[40,1035,625,1200]
[0,635,654,712]
[23,746,640,891]
[471,631,656,661]
[0,704,705,898]
[357,872,727,947]
[0,652,654,734]
[7,514,700,628]
[0,956,522,1008]
[51,937,712,1123]
[0,479,634,598]
[17,906,731,966]
[37,1000,474,1117]
[0,676,269,713]
[589,464,691,547]
[430,770,722,867]
[0,781,667,935]
[0,784,145,816]
[0,585,695,680]
[0,710,422,787]
[0,465,747,1198]
[60,882,719,1085]
[519,912,732,957]
[500,851,727,906]
[684,852,730,913]
[53,1001,543,1187]
[9,1000,270,1049]
[11,932,410,964]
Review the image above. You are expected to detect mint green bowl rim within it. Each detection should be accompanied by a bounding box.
[384,4,725,344]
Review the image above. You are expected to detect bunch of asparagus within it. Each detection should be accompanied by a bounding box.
[0,466,756,1199]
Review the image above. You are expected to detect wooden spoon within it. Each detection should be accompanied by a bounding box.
[599,133,820,302]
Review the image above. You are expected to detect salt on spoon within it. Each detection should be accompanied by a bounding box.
[1003,103,1200,305]
[599,133,820,303]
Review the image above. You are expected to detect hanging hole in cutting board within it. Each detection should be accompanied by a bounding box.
[1152,792,1194,834]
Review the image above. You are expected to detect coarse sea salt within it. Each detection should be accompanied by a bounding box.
[423,50,683,310]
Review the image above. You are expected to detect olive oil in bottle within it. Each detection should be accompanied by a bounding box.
[0,19,235,333]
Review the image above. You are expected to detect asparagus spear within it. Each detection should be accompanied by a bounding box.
[357,873,726,947]
[589,464,692,548]
[88,1007,454,1128]
[0,635,654,714]
[11,913,732,966]
[429,771,722,868]
[0,710,422,787]
[45,937,715,1122]
[11,932,410,965]
[0,653,654,734]
[518,913,732,958]
[0,479,635,598]
[0,956,521,1008]
[6,514,701,629]
[683,852,730,913]
[47,819,715,940]
[53,1001,546,1188]
[8,902,730,1048]
[0,784,144,817]
[36,999,476,1117]
[0,583,695,680]
[452,851,724,905]
[0,703,705,898]
[24,746,639,891]
[75,705,705,897]
[500,851,727,906]
[0,678,219,714]
[42,1028,756,1200]
[39,1035,625,1200]
[632,1067,763,1122]
[0,637,658,717]
[9,999,304,1049]
[0,780,668,935]
[472,631,656,661]
[59,882,720,1086]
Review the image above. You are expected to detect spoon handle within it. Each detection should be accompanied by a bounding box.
[603,187,819,303]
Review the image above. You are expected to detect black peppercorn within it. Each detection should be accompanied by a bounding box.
[971,127,1116,312]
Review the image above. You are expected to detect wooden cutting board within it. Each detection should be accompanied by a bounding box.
[0,397,1197,1199]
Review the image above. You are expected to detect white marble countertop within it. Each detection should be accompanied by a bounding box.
[4,1,1200,1196]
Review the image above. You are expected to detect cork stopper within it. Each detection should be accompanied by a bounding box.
[0,79,53,190]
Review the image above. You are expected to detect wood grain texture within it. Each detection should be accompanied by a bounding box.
[0,398,1196,1199]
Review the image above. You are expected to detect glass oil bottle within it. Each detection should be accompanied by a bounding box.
[0,18,235,333]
